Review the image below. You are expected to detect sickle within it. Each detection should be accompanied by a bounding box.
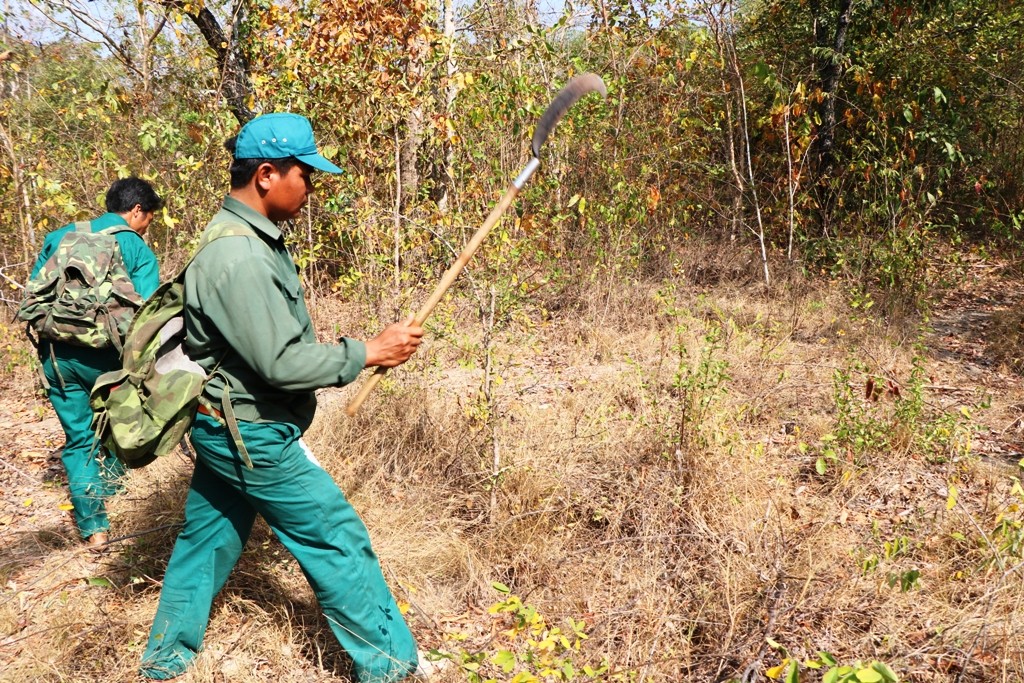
[347,73,608,416]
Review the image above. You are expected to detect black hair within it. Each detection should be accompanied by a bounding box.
[106,177,162,213]
[224,135,302,189]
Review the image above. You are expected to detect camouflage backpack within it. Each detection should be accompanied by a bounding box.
[89,222,256,469]
[16,221,143,351]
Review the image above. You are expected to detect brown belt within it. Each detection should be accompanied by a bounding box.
[197,403,224,420]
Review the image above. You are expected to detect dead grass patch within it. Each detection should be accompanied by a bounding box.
[2,269,1024,682]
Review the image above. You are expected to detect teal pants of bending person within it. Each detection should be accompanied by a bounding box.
[140,414,418,682]
[41,343,126,539]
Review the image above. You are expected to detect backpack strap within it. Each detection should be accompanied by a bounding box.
[70,220,134,237]
[73,219,136,246]
[187,220,260,470]
[198,222,258,251]
[219,383,253,469]
[172,222,257,282]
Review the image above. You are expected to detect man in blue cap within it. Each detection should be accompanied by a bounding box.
[140,113,426,681]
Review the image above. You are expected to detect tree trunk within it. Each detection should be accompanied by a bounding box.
[813,0,854,177]
[703,2,745,242]
[164,0,255,125]
[400,107,423,212]
[809,0,855,236]
[399,29,429,212]
[435,0,458,213]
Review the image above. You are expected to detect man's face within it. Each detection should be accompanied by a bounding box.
[126,205,156,235]
[264,162,314,222]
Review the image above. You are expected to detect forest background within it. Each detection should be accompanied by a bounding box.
[2,1,1024,682]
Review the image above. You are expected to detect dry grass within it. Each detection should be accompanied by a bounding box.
[2,257,1024,682]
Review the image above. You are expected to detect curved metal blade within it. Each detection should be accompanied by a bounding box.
[531,73,607,158]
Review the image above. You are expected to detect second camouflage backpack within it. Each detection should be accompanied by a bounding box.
[16,221,142,351]
[89,222,256,469]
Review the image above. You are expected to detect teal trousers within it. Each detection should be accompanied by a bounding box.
[140,414,418,682]
[41,343,126,539]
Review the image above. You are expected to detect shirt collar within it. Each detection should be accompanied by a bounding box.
[220,195,283,242]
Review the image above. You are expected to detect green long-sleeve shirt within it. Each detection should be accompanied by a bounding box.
[184,196,367,431]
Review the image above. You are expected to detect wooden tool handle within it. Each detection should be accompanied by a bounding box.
[345,162,537,417]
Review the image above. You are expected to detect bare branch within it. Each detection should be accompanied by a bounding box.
[30,0,146,79]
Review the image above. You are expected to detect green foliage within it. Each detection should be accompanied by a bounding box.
[989,476,1024,564]
[886,568,921,593]
[437,583,631,682]
[858,533,923,592]
[762,641,899,682]
[654,285,731,451]
[829,362,891,459]
[0,321,33,377]
[817,350,974,476]
[741,0,1024,295]
[0,23,237,277]
[2,0,1023,306]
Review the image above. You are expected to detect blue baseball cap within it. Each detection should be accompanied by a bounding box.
[234,113,343,174]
